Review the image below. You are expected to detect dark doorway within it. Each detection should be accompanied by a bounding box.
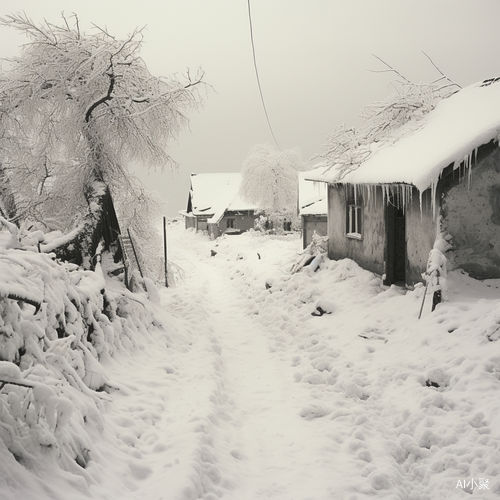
[384,202,406,286]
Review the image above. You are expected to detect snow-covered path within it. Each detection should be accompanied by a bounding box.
[156,229,342,499]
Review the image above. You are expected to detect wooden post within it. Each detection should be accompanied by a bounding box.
[163,216,168,287]
[127,228,143,278]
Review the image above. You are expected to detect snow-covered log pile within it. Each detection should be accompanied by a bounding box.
[0,238,156,475]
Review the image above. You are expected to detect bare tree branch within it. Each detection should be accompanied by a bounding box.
[369,54,411,83]
[422,51,462,89]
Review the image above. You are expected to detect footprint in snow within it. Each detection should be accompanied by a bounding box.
[300,403,331,420]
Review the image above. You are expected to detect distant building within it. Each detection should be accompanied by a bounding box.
[299,170,327,249]
[180,173,259,239]
[307,79,500,285]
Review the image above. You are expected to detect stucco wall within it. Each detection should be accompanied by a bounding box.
[302,215,327,248]
[441,145,500,279]
[327,185,386,276]
[328,184,438,286]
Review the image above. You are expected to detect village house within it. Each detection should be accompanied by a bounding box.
[180,172,259,239]
[306,78,500,286]
[299,170,328,249]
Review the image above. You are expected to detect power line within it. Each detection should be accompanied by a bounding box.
[246,0,281,150]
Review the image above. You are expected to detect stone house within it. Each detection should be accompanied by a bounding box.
[306,78,500,286]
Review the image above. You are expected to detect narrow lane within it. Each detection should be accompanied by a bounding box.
[163,230,344,499]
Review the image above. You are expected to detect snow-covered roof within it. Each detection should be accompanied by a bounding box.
[299,170,327,215]
[188,173,257,223]
[306,79,500,192]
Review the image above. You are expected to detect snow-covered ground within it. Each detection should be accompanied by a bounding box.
[2,220,500,499]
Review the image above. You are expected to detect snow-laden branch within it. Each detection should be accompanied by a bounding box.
[0,215,18,235]
[318,56,461,176]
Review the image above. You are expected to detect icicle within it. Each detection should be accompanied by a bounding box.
[402,184,412,214]
[382,184,388,207]
[430,181,437,218]
[363,184,371,207]
[467,148,476,190]
[463,153,469,189]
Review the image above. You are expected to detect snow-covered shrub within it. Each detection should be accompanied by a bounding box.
[0,238,156,474]
[253,211,301,235]
[423,237,452,306]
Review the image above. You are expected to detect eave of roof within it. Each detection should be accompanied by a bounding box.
[306,79,500,192]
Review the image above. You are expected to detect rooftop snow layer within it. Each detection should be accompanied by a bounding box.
[299,171,327,215]
[189,173,257,223]
[306,79,500,192]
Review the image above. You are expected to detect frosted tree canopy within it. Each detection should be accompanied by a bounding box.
[239,144,304,214]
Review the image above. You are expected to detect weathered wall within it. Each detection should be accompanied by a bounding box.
[221,211,259,233]
[406,188,438,285]
[196,218,208,232]
[302,215,327,248]
[328,184,437,286]
[208,223,220,240]
[185,215,196,230]
[441,144,500,279]
[327,185,386,276]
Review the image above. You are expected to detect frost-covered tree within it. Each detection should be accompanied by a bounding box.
[240,144,304,232]
[240,144,304,230]
[0,13,204,266]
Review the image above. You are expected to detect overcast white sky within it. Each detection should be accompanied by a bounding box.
[1,0,499,215]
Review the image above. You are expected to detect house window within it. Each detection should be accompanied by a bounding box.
[346,185,362,238]
[226,218,235,229]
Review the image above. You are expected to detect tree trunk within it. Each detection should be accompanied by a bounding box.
[0,163,17,220]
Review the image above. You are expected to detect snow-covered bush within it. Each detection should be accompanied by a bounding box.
[423,236,452,308]
[0,233,156,475]
[253,211,301,235]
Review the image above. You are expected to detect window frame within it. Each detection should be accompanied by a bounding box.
[345,185,363,239]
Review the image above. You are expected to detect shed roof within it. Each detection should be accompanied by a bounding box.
[188,173,257,223]
[306,79,500,192]
[299,170,327,215]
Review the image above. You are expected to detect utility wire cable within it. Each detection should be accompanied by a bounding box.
[247,0,281,150]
